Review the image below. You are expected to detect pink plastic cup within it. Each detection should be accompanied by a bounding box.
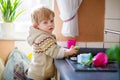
[67,39,76,49]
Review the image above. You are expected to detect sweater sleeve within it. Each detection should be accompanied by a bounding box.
[33,34,66,59]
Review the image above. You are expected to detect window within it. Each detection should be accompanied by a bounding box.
[0,0,54,36]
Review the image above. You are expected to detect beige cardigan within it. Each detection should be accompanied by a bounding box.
[27,26,66,80]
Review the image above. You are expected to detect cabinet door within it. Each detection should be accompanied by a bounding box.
[0,40,14,64]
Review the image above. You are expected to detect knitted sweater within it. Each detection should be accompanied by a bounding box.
[27,26,66,80]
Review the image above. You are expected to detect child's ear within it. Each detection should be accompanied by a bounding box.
[33,23,39,29]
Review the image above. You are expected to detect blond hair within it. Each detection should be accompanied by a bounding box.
[31,6,55,25]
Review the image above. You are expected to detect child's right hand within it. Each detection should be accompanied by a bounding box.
[64,45,79,57]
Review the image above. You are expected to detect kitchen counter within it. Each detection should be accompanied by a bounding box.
[54,48,120,80]
[55,59,120,80]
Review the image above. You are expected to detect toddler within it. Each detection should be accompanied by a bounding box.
[27,6,78,80]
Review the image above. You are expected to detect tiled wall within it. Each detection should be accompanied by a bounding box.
[56,0,120,48]
[104,0,120,48]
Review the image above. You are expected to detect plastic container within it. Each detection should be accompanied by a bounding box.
[93,52,108,67]
[67,39,76,49]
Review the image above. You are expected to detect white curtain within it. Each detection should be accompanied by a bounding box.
[56,0,82,37]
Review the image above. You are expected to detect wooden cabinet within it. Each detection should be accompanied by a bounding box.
[0,40,14,64]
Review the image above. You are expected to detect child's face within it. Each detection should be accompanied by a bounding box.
[38,17,54,34]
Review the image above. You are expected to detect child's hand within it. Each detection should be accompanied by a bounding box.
[75,46,80,50]
[64,45,79,57]
[69,45,79,56]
